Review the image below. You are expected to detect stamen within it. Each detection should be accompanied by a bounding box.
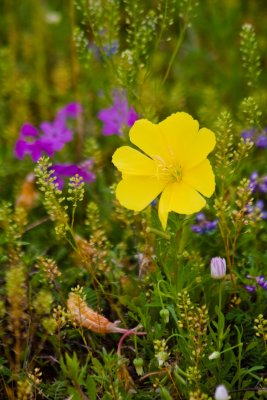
[154,156,182,182]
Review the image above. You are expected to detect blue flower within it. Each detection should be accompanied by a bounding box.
[191,212,218,234]
[241,127,267,149]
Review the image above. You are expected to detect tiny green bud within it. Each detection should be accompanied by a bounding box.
[160,308,169,323]
[133,357,144,376]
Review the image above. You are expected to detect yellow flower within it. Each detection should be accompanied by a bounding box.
[112,112,216,230]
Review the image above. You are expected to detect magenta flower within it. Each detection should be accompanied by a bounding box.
[15,123,55,161]
[40,118,73,153]
[49,160,95,190]
[14,102,83,161]
[57,102,83,119]
[98,92,138,135]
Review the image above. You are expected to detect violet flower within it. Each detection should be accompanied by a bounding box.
[256,132,267,148]
[246,199,267,220]
[98,91,138,136]
[14,102,83,161]
[244,285,256,293]
[241,128,256,143]
[15,123,55,161]
[249,172,267,194]
[244,274,267,292]
[49,160,95,190]
[57,102,83,119]
[89,40,119,60]
[191,212,218,234]
[40,118,73,153]
[241,127,267,149]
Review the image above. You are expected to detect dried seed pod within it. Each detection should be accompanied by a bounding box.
[16,173,38,211]
[67,292,128,334]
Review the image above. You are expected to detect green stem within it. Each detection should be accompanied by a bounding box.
[161,24,187,85]
[147,227,170,239]
[218,280,223,351]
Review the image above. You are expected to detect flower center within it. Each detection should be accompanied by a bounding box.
[154,157,182,183]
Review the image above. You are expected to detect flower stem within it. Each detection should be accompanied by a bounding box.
[161,24,187,86]
[146,227,170,240]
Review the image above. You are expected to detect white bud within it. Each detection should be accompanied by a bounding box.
[208,351,220,360]
[214,384,230,400]
[210,257,226,279]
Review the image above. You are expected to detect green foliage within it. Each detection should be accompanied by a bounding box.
[35,157,69,238]
[240,96,262,129]
[240,23,261,89]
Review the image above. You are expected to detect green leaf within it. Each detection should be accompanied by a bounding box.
[86,376,97,400]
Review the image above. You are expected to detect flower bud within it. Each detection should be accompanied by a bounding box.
[160,308,170,323]
[133,357,144,376]
[214,384,230,400]
[208,351,220,360]
[210,257,226,280]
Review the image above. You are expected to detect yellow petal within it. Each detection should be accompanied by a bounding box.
[158,181,206,230]
[158,112,199,165]
[183,127,216,169]
[116,175,166,211]
[158,182,173,230]
[129,119,171,162]
[182,159,215,197]
[112,146,157,176]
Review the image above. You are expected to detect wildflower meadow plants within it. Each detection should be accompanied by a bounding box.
[0,1,267,399]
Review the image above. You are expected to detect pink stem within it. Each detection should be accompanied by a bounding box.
[117,327,146,356]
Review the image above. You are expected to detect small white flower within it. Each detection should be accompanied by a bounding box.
[210,257,226,280]
[156,350,169,367]
[214,384,230,400]
[44,11,61,25]
[208,351,220,360]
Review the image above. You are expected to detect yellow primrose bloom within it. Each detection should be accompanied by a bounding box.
[112,112,216,230]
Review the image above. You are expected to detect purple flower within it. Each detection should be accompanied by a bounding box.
[256,133,267,148]
[40,118,73,153]
[241,128,255,142]
[89,36,119,60]
[49,160,95,190]
[261,281,267,290]
[244,285,256,293]
[57,102,83,119]
[191,212,218,234]
[98,91,138,136]
[14,102,82,161]
[255,275,267,290]
[246,199,267,220]
[249,172,267,194]
[256,275,265,285]
[210,257,226,280]
[20,123,39,137]
[14,123,55,161]
[244,274,267,292]
[241,127,267,149]
[249,172,259,192]
[103,41,119,58]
